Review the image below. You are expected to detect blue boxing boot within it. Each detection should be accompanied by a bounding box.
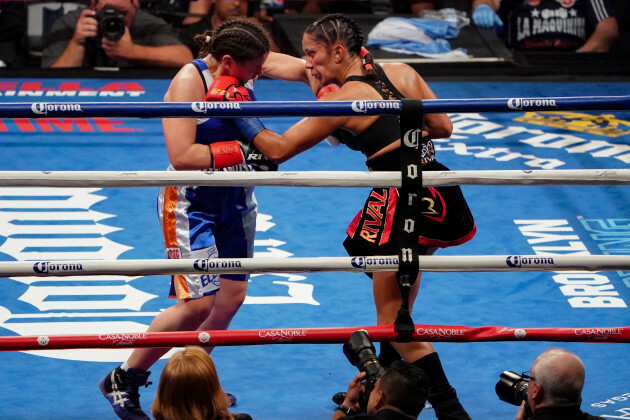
[99,366,151,420]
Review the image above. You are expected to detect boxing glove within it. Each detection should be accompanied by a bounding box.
[205,76,275,170]
[317,83,340,99]
[209,139,277,171]
[206,75,251,102]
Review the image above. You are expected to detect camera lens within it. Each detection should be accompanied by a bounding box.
[495,371,529,406]
[95,5,125,41]
[343,331,385,392]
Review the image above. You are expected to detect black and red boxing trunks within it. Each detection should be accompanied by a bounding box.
[343,148,476,258]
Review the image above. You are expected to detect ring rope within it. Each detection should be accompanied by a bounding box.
[1,95,629,118]
[2,255,629,277]
[0,324,628,352]
[0,169,629,188]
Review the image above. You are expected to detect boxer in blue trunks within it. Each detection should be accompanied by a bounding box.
[98,19,319,420]
[158,57,258,301]
[232,14,475,420]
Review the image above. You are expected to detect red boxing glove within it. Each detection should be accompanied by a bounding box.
[317,84,340,99]
[206,75,251,102]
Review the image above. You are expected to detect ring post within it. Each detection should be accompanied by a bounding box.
[394,98,424,342]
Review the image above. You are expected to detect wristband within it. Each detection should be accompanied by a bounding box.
[235,118,265,142]
[209,141,245,169]
[337,405,358,416]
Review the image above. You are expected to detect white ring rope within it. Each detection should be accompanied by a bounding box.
[0,169,629,188]
[1,255,629,277]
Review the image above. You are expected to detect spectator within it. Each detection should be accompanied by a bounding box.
[332,360,430,419]
[41,0,192,68]
[175,0,279,58]
[0,1,26,67]
[152,346,252,420]
[471,0,619,52]
[515,348,604,420]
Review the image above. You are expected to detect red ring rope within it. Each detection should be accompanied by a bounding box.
[0,324,628,351]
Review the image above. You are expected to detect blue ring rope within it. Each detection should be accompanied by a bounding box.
[0,95,629,118]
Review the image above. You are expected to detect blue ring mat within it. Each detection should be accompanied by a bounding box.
[0,78,628,419]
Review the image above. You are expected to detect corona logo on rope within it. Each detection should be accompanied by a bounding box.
[514,112,630,138]
[506,255,555,268]
[351,100,401,114]
[32,261,84,274]
[191,101,242,114]
[350,256,398,269]
[192,258,242,271]
[507,98,557,111]
[30,103,83,116]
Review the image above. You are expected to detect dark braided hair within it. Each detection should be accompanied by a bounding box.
[194,18,270,62]
[304,13,377,80]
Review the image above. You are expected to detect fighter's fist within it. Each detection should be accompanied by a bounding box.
[317,83,340,99]
[206,75,251,102]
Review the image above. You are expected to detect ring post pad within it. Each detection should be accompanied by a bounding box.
[395,98,424,343]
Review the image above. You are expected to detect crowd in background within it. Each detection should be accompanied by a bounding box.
[0,0,626,69]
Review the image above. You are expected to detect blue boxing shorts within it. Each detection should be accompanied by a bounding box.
[158,165,257,299]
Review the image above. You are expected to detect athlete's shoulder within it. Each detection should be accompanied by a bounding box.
[165,63,206,101]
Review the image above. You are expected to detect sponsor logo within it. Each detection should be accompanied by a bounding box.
[193,259,242,271]
[403,128,423,149]
[514,329,527,339]
[166,247,181,259]
[31,103,82,115]
[514,112,630,138]
[258,329,308,343]
[32,261,84,274]
[507,98,557,111]
[574,327,624,341]
[37,336,50,347]
[98,332,149,346]
[351,100,401,114]
[416,327,466,340]
[198,332,211,344]
[350,256,398,269]
[0,81,146,97]
[505,255,555,268]
[191,101,242,113]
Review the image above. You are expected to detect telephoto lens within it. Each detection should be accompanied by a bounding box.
[343,330,385,393]
[495,371,529,406]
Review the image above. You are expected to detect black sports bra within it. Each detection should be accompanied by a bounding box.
[331,64,404,157]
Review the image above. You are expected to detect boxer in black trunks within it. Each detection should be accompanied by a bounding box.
[233,14,475,419]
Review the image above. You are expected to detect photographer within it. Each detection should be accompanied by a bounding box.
[333,360,430,420]
[503,348,604,420]
[42,0,192,68]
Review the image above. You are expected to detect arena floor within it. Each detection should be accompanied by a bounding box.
[0,77,629,419]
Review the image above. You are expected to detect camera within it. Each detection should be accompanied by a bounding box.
[495,371,529,406]
[94,5,125,41]
[343,330,385,395]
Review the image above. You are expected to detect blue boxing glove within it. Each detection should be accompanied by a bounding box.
[233,118,277,171]
[235,117,265,142]
[473,4,502,28]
